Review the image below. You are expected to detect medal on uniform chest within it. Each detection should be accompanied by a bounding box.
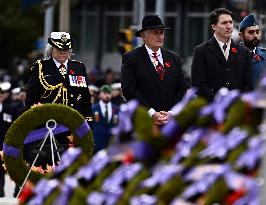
[69,75,87,87]
[94,111,100,122]
[113,114,118,124]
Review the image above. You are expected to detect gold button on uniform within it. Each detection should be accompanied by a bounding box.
[70,104,73,106]
[70,94,73,97]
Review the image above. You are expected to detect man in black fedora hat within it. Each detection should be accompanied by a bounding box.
[121,15,189,125]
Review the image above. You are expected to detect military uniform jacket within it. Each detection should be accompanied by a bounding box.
[0,102,13,150]
[121,45,189,111]
[251,47,266,87]
[26,58,92,119]
[191,37,253,101]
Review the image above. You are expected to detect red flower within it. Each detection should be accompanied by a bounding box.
[18,181,34,203]
[123,150,134,164]
[231,47,237,53]
[254,54,261,61]
[225,189,246,204]
[69,69,75,75]
[164,61,171,68]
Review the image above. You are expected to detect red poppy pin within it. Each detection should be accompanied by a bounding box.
[69,69,75,75]
[164,61,171,68]
[254,54,261,61]
[231,47,237,53]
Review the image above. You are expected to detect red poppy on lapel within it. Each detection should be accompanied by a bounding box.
[231,47,237,53]
[69,69,75,75]
[254,54,261,61]
[164,61,171,68]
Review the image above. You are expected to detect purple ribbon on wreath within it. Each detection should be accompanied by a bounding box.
[130,194,158,205]
[76,150,110,181]
[111,100,138,142]
[200,88,240,123]
[236,136,266,170]
[199,131,228,159]
[54,147,82,174]
[170,128,205,164]
[182,164,229,199]
[140,163,183,188]
[28,179,60,205]
[3,143,20,158]
[54,177,78,205]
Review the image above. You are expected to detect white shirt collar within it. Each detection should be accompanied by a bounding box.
[145,45,163,66]
[99,100,112,121]
[214,34,231,51]
[214,34,231,60]
[53,59,68,68]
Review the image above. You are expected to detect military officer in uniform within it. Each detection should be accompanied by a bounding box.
[25,32,93,167]
[26,32,92,120]
[239,14,266,87]
[0,85,14,197]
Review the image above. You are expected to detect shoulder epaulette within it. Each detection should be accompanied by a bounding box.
[71,60,83,64]
[259,47,266,51]
[30,60,42,71]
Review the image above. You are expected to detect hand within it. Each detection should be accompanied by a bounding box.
[152,111,168,125]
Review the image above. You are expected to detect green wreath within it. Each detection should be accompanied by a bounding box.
[3,103,93,186]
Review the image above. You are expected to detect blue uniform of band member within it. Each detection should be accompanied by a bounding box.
[239,14,266,87]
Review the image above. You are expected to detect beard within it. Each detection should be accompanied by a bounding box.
[102,98,111,103]
[243,38,260,49]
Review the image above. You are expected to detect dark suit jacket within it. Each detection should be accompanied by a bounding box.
[191,37,253,101]
[0,103,13,150]
[26,58,92,118]
[121,45,188,111]
[92,103,119,153]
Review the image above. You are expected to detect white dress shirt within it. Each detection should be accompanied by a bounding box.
[145,45,164,66]
[144,45,173,116]
[99,100,112,122]
[53,59,68,69]
[214,34,231,60]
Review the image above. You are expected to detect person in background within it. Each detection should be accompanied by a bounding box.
[0,85,14,197]
[88,84,100,105]
[111,83,126,106]
[191,8,253,101]
[239,14,266,87]
[121,15,188,125]
[91,85,119,154]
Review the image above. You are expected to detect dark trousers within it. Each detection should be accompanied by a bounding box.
[0,162,5,197]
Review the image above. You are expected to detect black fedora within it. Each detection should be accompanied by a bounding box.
[135,15,171,37]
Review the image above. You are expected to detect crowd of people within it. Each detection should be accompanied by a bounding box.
[0,7,265,198]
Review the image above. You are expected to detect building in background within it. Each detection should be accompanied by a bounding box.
[67,0,266,74]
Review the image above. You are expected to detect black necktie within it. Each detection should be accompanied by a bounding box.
[105,104,109,123]
[250,51,254,59]
[222,43,227,51]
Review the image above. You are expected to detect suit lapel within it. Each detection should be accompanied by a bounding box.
[139,46,162,87]
[207,37,227,64]
[227,40,237,65]
[161,48,172,85]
